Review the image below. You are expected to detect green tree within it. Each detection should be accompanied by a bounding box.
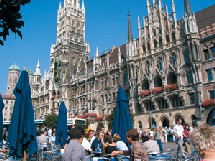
[107,107,134,130]
[0,0,31,45]
[44,113,58,129]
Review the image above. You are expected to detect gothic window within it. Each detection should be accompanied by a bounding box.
[171,95,181,108]
[172,33,176,43]
[187,72,193,84]
[204,49,210,60]
[157,57,163,71]
[189,93,195,105]
[123,72,129,85]
[112,92,116,102]
[72,19,75,27]
[206,68,213,82]
[154,40,157,48]
[184,51,190,65]
[170,53,177,67]
[158,98,167,109]
[145,101,155,111]
[209,90,215,99]
[142,79,149,90]
[166,35,170,43]
[146,60,150,75]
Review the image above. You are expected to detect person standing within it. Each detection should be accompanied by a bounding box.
[154,127,163,152]
[62,126,87,161]
[173,118,185,159]
[183,124,191,154]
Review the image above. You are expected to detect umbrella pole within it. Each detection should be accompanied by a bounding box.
[23,149,26,161]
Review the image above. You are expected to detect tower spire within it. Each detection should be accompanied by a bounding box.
[184,0,191,16]
[35,59,41,76]
[128,11,133,43]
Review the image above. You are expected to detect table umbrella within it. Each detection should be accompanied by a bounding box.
[8,70,38,159]
[0,95,4,142]
[55,101,67,147]
[112,86,133,143]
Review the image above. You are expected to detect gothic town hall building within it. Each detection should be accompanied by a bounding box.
[2,0,215,129]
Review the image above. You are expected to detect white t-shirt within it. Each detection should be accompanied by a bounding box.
[82,137,91,151]
[173,124,184,138]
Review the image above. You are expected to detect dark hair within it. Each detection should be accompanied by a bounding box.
[83,131,90,138]
[104,133,112,144]
[70,126,84,139]
[176,117,182,123]
[126,129,139,141]
[142,135,149,143]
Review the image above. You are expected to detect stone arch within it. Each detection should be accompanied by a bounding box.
[160,116,170,128]
[174,113,185,124]
[167,72,177,84]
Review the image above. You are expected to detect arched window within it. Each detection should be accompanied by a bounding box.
[170,53,177,67]
[157,57,163,71]
[138,121,142,129]
[184,51,190,65]
[146,60,151,75]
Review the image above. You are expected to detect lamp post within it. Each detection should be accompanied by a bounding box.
[149,111,153,129]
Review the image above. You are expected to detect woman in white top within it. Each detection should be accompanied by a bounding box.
[49,132,56,144]
[82,131,92,155]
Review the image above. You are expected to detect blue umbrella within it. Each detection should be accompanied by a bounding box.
[8,70,38,158]
[0,95,4,142]
[112,86,133,143]
[55,101,67,147]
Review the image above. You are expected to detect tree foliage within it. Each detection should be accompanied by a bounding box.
[107,107,134,130]
[0,0,31,45]
[44,113,58,129]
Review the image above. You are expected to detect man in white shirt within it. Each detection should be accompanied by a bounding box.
[173,118,185,159]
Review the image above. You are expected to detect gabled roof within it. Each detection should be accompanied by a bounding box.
[195,4,215,29]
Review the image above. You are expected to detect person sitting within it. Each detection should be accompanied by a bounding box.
[49,132,56,144]
[103,133,117,154]
[113,133,128,151]
[190,124,215,161]
[91,131,104,152]
[37,131,49,145]
[142,135,160,154]
[62,126,87,161]
[82,131,92,155]
[111,128,148,161]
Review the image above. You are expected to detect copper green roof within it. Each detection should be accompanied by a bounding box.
[9,64,20,71]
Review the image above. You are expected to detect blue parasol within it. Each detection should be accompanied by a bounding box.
[8,70,38,158]
[112,86,133,143]
[55,101,67,147]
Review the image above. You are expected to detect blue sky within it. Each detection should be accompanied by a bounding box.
[0,0,214,93]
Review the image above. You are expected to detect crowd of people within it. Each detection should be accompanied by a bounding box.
[1,119,215,161]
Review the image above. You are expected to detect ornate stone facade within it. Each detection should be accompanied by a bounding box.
[3,1,215,129]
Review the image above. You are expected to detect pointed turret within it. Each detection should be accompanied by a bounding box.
[128,11,133,43]
[137,16,141,38]
[146,0,151,15]
[95,47,99,57]
[59,1,62,10]
[35,59,41,76]
[172,0,177,22]
[184,0,191,16]
[82,0,85,11]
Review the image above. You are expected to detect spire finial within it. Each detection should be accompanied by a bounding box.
[184,0,191,16]
[128,11,133,43]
